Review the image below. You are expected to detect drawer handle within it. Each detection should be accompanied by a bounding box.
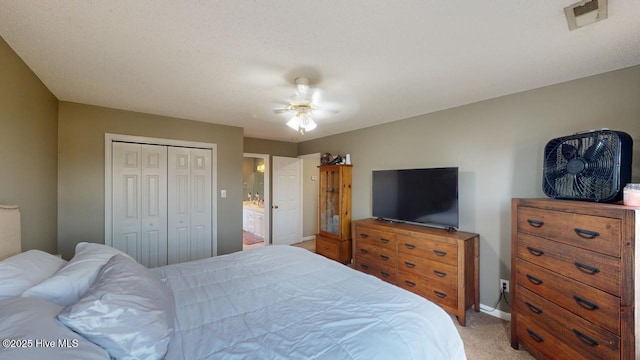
[525,301,543,315]
[380,271,390,278]
[573,295,599,311]
[359,233,369,238]
[360,264,369,270]
[526,246,545,256]
[526,274,543,285]
[526,328,544,343]
[404,243,416,250]
[572,329,599,347]
[379,254,390,261]
[574,262,600,275]
[433,250,447,257]
[359,249,369,254]
[526,219,544,228]
[574,228,599,239]
[434,270,447,277]
[404,261,416,269]
[434,290,447,298]
[380,238,390,244]
[404,280,416,287]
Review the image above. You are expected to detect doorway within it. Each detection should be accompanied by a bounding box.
[242,153,270,250]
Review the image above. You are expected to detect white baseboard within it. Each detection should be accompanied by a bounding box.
[302,235,315,241]
[479,303,511,322]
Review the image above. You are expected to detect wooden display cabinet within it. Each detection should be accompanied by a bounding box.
[315,164,352,264]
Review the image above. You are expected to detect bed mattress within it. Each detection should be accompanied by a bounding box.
[152,245,466,360]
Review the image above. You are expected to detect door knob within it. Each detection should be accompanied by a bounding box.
[273,205,279,209]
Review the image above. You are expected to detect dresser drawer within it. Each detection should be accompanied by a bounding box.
[354,255,397,284]
[398,252,457,288]
[354,226,396,250]
[397,235,457,266]
[398,270,457,310]
[516,259,620,334]
[517,233,621,296]
[516,285,619,360]
[517,206,621,257]
[316,236,339,259]
[516,313,603,360]
[354,241,396,265]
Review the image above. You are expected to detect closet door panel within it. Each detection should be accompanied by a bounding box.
[168,147,192,265]
[112,142,142,262]
[140,145,167,267]
[190,149,212,261]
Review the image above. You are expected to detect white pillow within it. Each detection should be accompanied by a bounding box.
[58,254,175,360]
[0,297,109,360]
[22,242,131,306]
[0,250,66,300]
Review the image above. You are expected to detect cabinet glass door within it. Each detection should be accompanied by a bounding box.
[320,168,340,235]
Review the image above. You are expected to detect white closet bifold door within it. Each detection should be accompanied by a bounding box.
[112,142,168,267]
[167,147,212,265]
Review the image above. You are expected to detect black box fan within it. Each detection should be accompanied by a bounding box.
[542,129,633,202]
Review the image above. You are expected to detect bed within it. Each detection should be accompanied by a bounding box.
[0,206,466,360]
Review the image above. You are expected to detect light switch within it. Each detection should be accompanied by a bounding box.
[221,189,227,198]
[311,175,318,181]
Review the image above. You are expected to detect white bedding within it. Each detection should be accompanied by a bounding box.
[153,245,466,360]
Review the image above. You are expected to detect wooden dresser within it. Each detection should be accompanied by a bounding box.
[352,218,479,326]
[511,198,639,359]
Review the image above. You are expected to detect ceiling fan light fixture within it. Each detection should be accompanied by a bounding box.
[286,112,317,134]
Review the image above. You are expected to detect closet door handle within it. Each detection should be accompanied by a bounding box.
[527,219,544,228]
[574,262,600,275]
[574,228,599,239]
[526,246,544,256]
[526,274,543,285]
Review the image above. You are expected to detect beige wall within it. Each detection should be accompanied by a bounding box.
[301,154,320,238]
[58,102,244,259]
[0,36,58,253]
[298,65,640,312]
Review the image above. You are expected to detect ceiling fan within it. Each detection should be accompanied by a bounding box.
[273,77,329,134]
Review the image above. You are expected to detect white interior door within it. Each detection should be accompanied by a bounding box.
[272,156,302,245]
[112,142,168,267]
[167,147,212,264]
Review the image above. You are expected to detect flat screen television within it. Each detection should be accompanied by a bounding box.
[372,167,459,229]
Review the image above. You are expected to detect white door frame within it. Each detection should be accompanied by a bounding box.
[243,153,270,245]
[105,133,218,256]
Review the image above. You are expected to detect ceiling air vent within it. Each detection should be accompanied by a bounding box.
[564,0,608,30]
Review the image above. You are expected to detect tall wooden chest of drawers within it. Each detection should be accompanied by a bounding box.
[511,198,639,359]
[352,218,479,326]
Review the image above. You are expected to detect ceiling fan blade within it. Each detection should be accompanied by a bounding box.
[583,139,607,162]
[273,108,290,114]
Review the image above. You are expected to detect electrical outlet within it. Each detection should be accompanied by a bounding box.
[500,279,510,293]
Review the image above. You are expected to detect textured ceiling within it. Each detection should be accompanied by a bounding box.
[1,1,639,142]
